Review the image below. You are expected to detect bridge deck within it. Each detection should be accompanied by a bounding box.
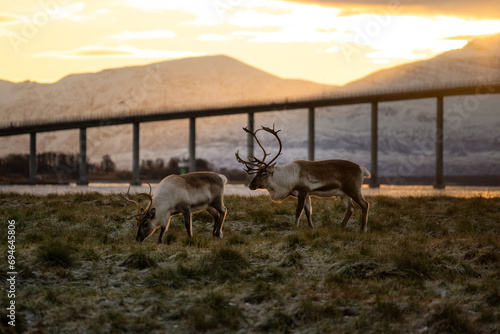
[1,82,498,137]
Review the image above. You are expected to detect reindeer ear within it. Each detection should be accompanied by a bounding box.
[268,162,277,173]
[150,208,156,218]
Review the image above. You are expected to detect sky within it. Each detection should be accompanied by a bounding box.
[1,0,500,86]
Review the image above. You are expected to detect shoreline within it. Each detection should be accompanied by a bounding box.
[1,183,500,198]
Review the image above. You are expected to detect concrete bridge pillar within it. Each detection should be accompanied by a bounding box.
[29,132,36,185]
[308,107,315,161]
[132,122,140,185]
[370,102,379,188]
[189,117,196,173]
[434,96,444,189]
[78,127,88,185]
[247,112,254,159]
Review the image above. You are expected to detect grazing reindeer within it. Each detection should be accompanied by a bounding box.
[236,125,370,232]
[121,172,227,243]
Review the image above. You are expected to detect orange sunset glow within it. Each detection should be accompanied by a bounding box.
[2,0,500,85]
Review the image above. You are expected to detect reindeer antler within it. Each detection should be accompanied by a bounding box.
[120,185,142,219]
[137,183,153,203]
[235,150,260,174]
[120,183,153,220]
[260,124,282,166]
[235,124,283,174]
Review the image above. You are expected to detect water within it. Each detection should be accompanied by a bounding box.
[1,183,499,198]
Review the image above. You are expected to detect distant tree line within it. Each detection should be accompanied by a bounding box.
[138,157,247,181]
[0,154,30,177]
[139,157,212,179]
[0,152,247,182]
[0,152,83,181]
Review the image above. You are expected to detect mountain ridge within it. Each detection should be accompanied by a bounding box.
[0,54,333,125]
[341,33,500,91]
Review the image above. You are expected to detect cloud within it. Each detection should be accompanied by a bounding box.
[107,30,177,40]
[285,0,500,20]
[0,14,19,23]
[76,48,132,57]
[237,26,343,43]
[122,0,329,27]
[123,0,196,12]
[123,0,224,25]
[0,14,18,36]
[198,33,233,41]
[0,28,15,37]
[224,2,341,28]
[324,45,339,53]
[35,46,203,59]
[309,14,500,57]
[365,49,427,60]
[2,2,88,25]
[51,2,87,21]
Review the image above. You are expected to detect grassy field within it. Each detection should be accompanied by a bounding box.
[1,192,499,333]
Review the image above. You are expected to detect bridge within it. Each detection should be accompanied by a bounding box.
[1,81,499,188]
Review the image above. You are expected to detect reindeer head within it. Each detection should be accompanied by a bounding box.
[235,125,282,190]
[120,184,157,242]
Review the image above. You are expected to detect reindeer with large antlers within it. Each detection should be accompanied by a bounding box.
[236,125,371,232]
[121,172,228,243]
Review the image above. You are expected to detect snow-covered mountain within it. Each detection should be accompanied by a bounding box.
[0,55,329,124]
[341,34,500,91]
[1,35,499,182]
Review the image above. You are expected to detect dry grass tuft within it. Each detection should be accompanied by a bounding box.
[426,304,474,334]
[36,239,77,268]
[121,248,157,270]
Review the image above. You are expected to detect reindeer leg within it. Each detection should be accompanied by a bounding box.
[350,192,369,233]
[295,192,307,227]
[208,196,227,238]
[216,204,227,238]
[180,207,193,237]
[340,194,355,229]
[157,226,166,244]
[157,215,171,244]
[304,195,314,228]
[206,207,222,238]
